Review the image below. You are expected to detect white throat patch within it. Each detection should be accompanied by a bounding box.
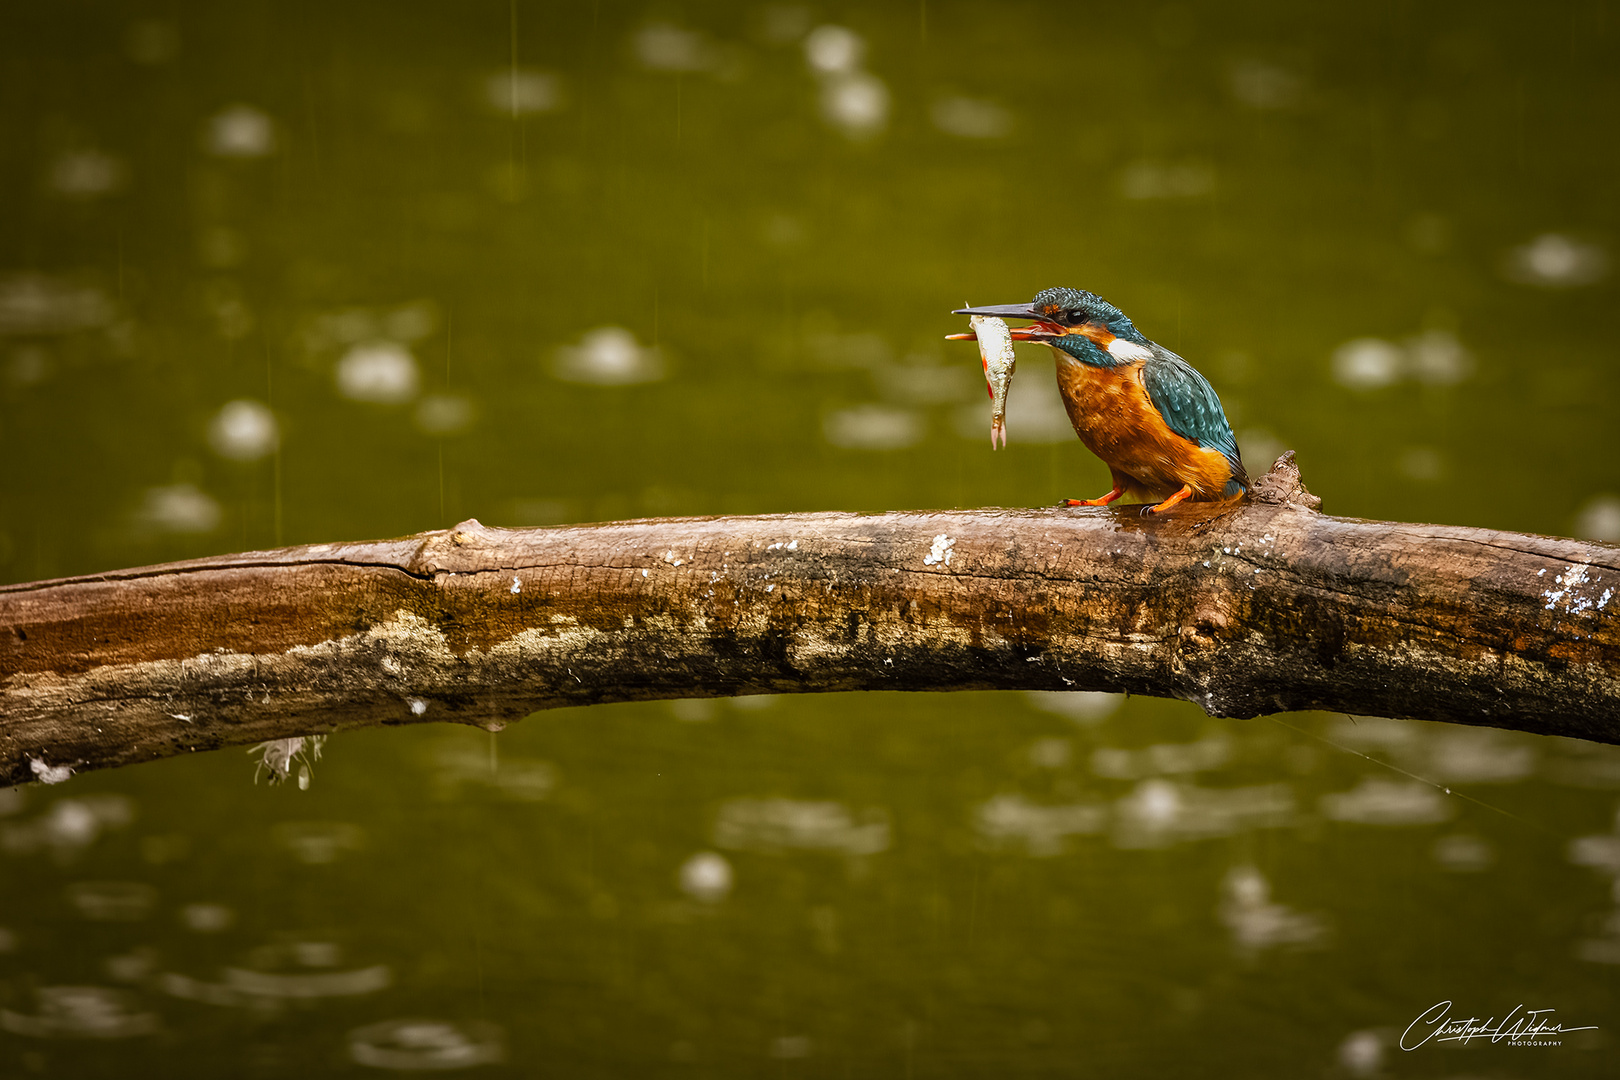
[1106,337,1153,362]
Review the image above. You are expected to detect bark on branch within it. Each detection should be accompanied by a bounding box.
[3,455,1618,786]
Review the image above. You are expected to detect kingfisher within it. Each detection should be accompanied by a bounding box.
[950,287,1247,513]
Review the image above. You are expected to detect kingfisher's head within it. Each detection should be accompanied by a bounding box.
[950,287,1154,368]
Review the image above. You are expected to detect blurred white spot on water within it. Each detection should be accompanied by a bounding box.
[105,947,158,983]
[872,359,975,405]
[0,275,112,335]
[66,881,157,921]
[1575,917,1620,965]
[635,23,716,72]
[1397,446,1444,482]
[804,25,864,74]
[758,5,811,45]
[484,67,561,114]
[824,405,922,450]
[164,940,390,1004]
[1426,728,1535,783]
[678,851,734,902]
[1327,715,1418,751]
[1334,329,1474,390]
[125,20,179,64]
[274,821,365,864]
[820,72,889,138]
[205,104,276,158]
[974,794,1105,855]
[225,962,390,999]
[931,96,1012,139]
[1574,494,1620,543]
[1025,690,1121,724]
[1542,741,1620,788]
[337,342,420,403]
[1218,865,1328,951]
[1503,233,1608,287]
[429,740,555,802]
[2,795,133,861]
[1337,1029,1385,1078]
[1112,779,1293,848]
[770,1035,813,1059]
[1320,779,1452,825]
[47,150,127,199]
[133,483,220,533]
[1092,736,1230,780]
[1118,161,1214,199]
[0,987,159,1038]
[384,300,439,341]
[1404,329,1473,385]
[180,903,235,933]
[714,798,890,855]
[552,326,666,385]
[670,699,717,722]
[807,330,891,368]
[414,393,476,436]
[1227,61,1303,109]
[349,1019,506,1070]
[1569,831,1620,874]
[1432,833,1494,871]
[1028,737,1072,769]
[208,399,278,461]
[1331,338,1403,389]
[955,373,1074,443]
[1237,428,1284,473]
[7,345,51,387]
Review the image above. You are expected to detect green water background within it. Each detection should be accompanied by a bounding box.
[2,1,1619,1075]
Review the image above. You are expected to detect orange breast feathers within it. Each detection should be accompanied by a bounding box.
[1054,359,1237,501]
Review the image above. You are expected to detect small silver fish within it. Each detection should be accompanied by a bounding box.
[970,314,1017,449]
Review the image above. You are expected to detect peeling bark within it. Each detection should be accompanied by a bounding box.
[2,456,1618,785]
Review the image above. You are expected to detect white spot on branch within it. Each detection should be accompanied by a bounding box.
[510,577,521,594]
[28,757,72,785]
[407,698,428,716]
[922,534,954,567]
[1543,564,1599,614]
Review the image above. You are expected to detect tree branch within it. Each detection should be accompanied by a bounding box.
[3,455,1618,786]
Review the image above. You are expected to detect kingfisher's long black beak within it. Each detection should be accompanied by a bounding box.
[952,302,1041,320]
[946,301,1059,342]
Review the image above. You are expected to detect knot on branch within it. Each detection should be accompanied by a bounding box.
[1250,451,1322,511]
[407,518,498,575]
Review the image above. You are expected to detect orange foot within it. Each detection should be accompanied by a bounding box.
[1146,484,1194,514]
[1065,486,1124,508]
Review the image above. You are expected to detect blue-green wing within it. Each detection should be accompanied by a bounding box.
[1142,352,1247,486]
